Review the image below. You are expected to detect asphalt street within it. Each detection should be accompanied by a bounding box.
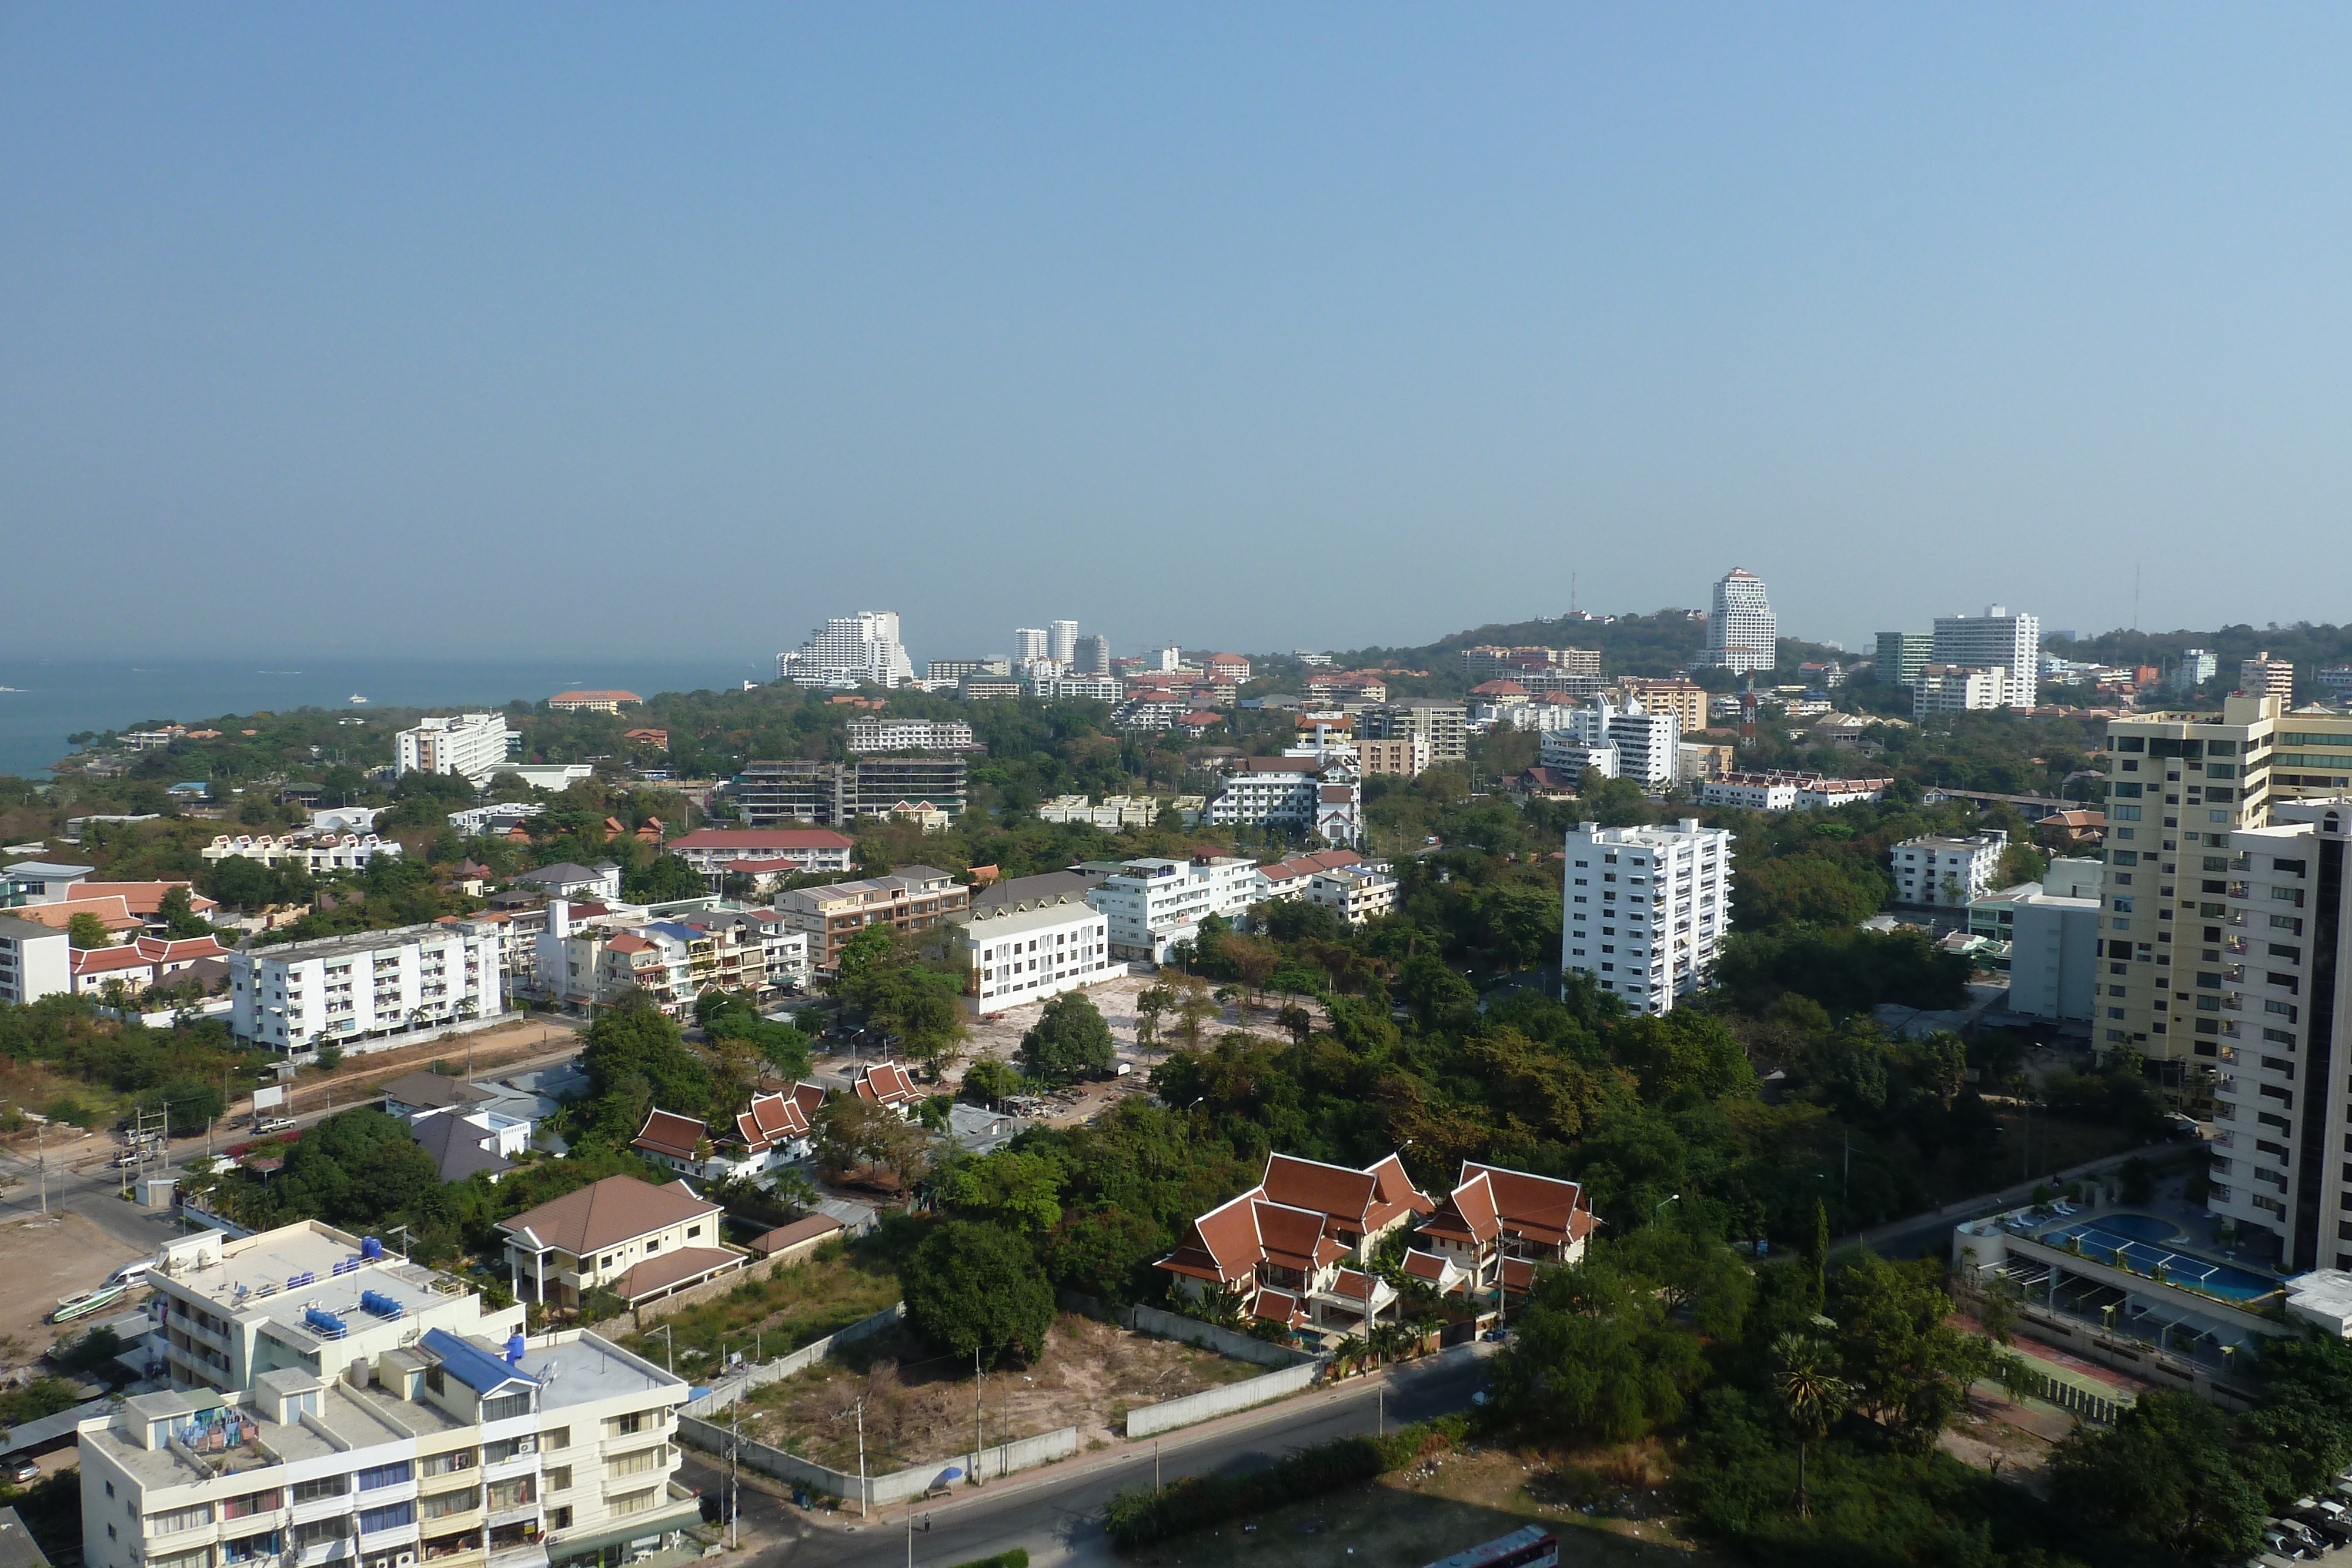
[682,1345,1493,1568]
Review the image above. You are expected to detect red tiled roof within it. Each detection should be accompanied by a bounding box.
[497,1175,719,1254]
[749,1215,842,1256]
[1400,1248,1462,1292]
[613,1245,739,1302]
[632,1109,708,1161]
[605,933,655,954]
[735,1091,813,1151]
[853,1061,922,1108]
[1328,1267,1379,1302]
[1250,1286,1308,1328]
[1262,1152,1379,1227]
[1462,1161,1591,1251]
[71,944,158,975]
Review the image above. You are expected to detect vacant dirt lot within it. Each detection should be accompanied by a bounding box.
[1122,1440,1723,1568]
[0,1210,147,1357]
[740,1312,1258,1472]
[609,1246,903,1371]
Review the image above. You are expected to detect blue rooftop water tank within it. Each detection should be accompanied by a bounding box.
[360,1236,384,1260]
[505,1333,526,1366]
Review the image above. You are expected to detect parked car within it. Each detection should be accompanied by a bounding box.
[108,1260,152,1288]
[8,1457,38,1485]
[253,1116,297,1136]
[2264,1526,2316,1559]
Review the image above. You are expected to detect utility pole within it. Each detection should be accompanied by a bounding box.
[1154,1440,1161,1494]
[728,1390,740,1550]
[1378,1386,1384,1439]
[649,1323,673,1375]
[974,1346,983,1482]
[36,1120,48,1219]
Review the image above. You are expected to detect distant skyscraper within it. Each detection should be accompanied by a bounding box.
[1072,634,1111,676]
[780,610,915,688]
[1013,627,1050,664]
[1048,620,1079,664]
[1932,606,2039,709]
[1702,569,1777,673]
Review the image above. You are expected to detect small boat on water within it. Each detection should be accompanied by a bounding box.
[50,1281,128,1323]
[348,693,368,704]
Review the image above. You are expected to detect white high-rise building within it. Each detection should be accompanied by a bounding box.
[780,611,916,687]
[1072,634,1112,676]
[1536,697,1681,787]
[1702,569,1778,673]
[1932,606,2039,708]
[395,714,519,785]
[1561,818,1733,1014]
[1013,627,1050,664]
[1048,620,1079,664]
[2206,797,2351,1272]
[1088,856,1262,962]
[232,921,505,1056]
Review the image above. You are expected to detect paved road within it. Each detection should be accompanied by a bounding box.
[0,1029,589,1256]
[684,1347,1491,1568]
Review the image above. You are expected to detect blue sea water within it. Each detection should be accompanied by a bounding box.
[0,656,778,781]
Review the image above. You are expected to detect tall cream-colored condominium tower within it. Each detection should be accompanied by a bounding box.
[2100,695,2352,1110]
[1702,569,1776,674]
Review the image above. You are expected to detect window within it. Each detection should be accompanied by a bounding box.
[149,1504,215,1535]
[356,1462,413,1490]
[293,1475,349,1502]
[610,1489,658,1517]
[609,1448,662,1478]
[292,1518,349,1548]
[222,1533,283,1564]
[152,1550,211,1568]
[220,1490,283,1521]
[483,1436,535,1464]
[480,1392,533,1422]
[425,1366,445,1396]
[418,1490,478,1522]
[420,1451,475,1478]
[356,1502,413,1536]
[613,1410,650,1436]
[486,1477,535,1511]
[546,1466,572,1493]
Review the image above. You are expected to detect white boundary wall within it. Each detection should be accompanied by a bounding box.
[1124,1360,1324,1437]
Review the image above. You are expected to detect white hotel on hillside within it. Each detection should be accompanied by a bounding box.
[1562,818,1733,1014]
[231,922,505,1057]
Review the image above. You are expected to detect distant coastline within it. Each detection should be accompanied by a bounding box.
[0,656,772,780]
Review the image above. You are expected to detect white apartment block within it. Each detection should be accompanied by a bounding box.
[1071,634,1111,676]
[1031,676,1124,703]
[1013,627,1050,664]
[951,897,1118,1015]
[1305,865,1398,925]
[844,718,975,753]
[82,1225,696,1568]
[1361,701,1468,764]
[1207,760,1364,847]
[661,828,855,877]
[1048,621,1079,664]
[1892,830,2007,907]
[1562,819,1733,1015]
[2241,651,2295,701]
[1036,795,1161,829]
[202,834,404,875]
[232,923,504,1057]
[1698,772,1891,813]
[395,716,520,786]
[1536,698,1680,788]
[0,912,71,1005]
[2203,798,2348,1271]
[1931,606,2039,708]
[1913,664,2011,718]
[780,611,915,687]
[1114,700,1185,733]
[1702,569,1776,673]
[1087,857,1261,963]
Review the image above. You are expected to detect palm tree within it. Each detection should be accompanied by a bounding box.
[1330,1334,1368,1378]
[1772,1333,1850,1519]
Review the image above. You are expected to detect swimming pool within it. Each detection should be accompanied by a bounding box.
[2040,1215,2281,1303]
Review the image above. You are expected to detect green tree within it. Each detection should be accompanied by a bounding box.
[1828,1252,1993,1450]
[961,1055,1023,1104]
[269,1108,442,1228]
[142,1076,226,1137]
[1803,1199,1830,1313]
[66,911,112,950]
[2048,1389,2265,1560]
[157,885,215,940]
[1488,1252,1708,1443]
[900,1220,1056,1365]
[1771,1332,1850,1518]
[1020,992,1116,1086]
[937,1149,1066,1231]
[580,999,713,1136]
[1134,984,1175,1058]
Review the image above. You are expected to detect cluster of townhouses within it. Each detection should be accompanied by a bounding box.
[1157,1152,1596,1342]
[79,1220,701,1568]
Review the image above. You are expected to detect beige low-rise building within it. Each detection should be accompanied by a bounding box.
[496,1176,741,1310]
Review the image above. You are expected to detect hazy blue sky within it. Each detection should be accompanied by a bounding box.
[6,6,2351,664]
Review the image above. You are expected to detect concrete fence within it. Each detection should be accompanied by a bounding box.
[2003,1358,2124,1426]
[680,1303,906,1418]
[1124,1359,1325,1437]
[680,1413,1078,1509]
[1127,1303,1323,1368]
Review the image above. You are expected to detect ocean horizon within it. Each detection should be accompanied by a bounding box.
[0,655,779,782]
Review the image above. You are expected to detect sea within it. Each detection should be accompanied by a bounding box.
[0,656,780,781]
